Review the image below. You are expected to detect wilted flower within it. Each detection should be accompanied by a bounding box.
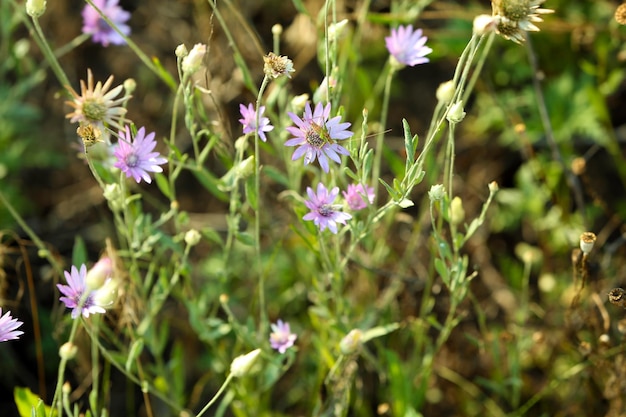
[0,308,24,342]
[181,43,207,75]
[66,69,130,133]
[57,264,107,319]
[491,0,554,44]
[616,3,626,25]
[270,320,297,354]
[385,25,432,67]
[303,183,352,234]
[239,103,274,142]
[113,126,167,184]
[82,0,131,47]
[263,52,295,79]
[286,102,353,173]
[343,184,375,211]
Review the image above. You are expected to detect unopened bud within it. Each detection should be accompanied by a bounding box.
[123,78,136,95]
[93,279,119,308]
[182,43,207,75]
[184,229,201,247]
[26,0,47,17]
[86,257,113,290]
[339,329,363,355]
[59,342,78,360]
[473,14,497,35]
[436,80,455,104]
[446,101,466,124]
[428,184,446,202]
[175,44,188,58]
[230,348,261,377]
[449,196,465,226]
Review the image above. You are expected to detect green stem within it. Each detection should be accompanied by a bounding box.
[371,65,395,199]
[195,374,234,417]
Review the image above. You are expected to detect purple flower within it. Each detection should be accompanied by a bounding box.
[82,0,131,47]
[303,183,352,234]
[343,183,375,211]
[113,126,167,184]
[238,103,274,142]
[57,264,106,319]
[0,308,24,342]
[385,25,432,67]
[286,102,353,173]
[270,320,297,354]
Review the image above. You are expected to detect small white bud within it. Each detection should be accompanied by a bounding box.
[230,348,261,377]
[182,43,207,75]
[446,101,466,124]
[175,44,188,58]
[86,257,113,291]
[473,14,497,36]
[93,279,119,308]
[123,78,136,95]
[26,0,47,18]
[449,196,465,226]
[428,184,446,202]
[488,181,499,193]
[328,19,349,42]
[184,229,201,247]
[339,329,363,355]
[436,80,455,104]
[59,342,78,360]
[271,24,283,36]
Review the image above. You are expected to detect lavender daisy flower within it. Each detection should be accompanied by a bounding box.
[385,25,433,67]
[270,319,297,354]
[57,264,106,319]
[82,0,131,47]
[286,102,353,173]
[0,308,24,342]
[303,183,352,234]
[343,183,375,211]
[239,103,274,142]
[113,126,167,184]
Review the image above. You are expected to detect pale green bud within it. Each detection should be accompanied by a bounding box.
[182,43,207,75]
[86,257,113,290]
[103,183,124,211]
[428,184,446,202]
[339,329,363,355]
[26,0,47,17]
[449,196,465,226]
[446,101,466,124]
[436,80,455,104]
[175,44,188,58]
[184,229,201,247]
[59,342,78,360]
[93,279,119,308]
[230,348,261,377]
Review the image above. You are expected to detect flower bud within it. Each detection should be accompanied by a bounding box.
[446,101,466,124]
[230,348,261,377]
[473,14,497,36]
[328,19,349,42]
[271,24,283,36]
[26,0,47,17]
[182,43,207,75]
[59,342,78,360]
[449,196,465,226]
[175,44,188,58]
[436,80,455,104]
[339,329,363,355]
[93,279,119,308]
[123,78,136,96]
[86,257,113,290]
[488,181,499,193]
[184,229,201,247]
[428,184,446,202]
[103,183,124,211]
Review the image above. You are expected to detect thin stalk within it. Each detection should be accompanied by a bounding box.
[371,65,396,199]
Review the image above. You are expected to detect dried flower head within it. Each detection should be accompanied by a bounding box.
[491,0,554,44]
[616,3,626,25]
[579,232,597,255]
[66,69,131,133]
[77,123,103,147]
[609,288,626,309]
[263,52,295,79]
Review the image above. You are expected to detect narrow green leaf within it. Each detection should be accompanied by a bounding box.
[154,172,171,199]
[72,236,87,268]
